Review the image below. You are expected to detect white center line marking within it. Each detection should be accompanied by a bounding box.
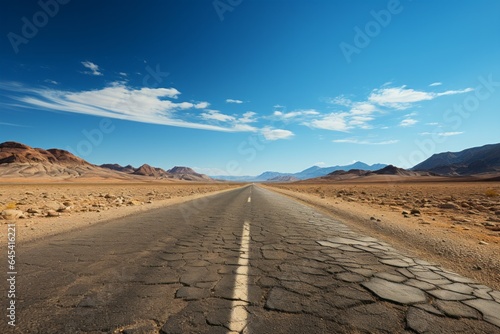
[227,220,250,333]
[247,196,251,203]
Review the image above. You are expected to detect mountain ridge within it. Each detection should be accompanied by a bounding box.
[412,143,500,175]
[0,141,212,181]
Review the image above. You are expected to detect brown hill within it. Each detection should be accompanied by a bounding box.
[0,141,213,182]
[133,164,170,178]
[100,163,136,173]
[167,166,212,181]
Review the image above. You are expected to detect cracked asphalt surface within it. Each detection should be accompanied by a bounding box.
[4,185,500,333]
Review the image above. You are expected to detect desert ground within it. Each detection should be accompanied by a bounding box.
[263,180,500,290]
[0,181,241,243]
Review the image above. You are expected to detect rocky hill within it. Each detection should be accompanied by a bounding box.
[0,141,212,182]
[412,143,500,175]
[167,166,212,181]
[0,142,89,166]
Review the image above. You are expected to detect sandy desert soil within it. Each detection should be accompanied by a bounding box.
[0,182,241,243]
[262,181,500,290]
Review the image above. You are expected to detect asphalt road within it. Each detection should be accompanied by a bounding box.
[3,185,500,333]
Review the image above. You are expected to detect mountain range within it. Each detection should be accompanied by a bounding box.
[0,141,212,181]
[212,161,388,182]
[1,141,499,182]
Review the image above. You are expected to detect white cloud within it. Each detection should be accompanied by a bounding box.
[194,101,209,109]
[399,118,418,127]
[426,122,439,126]
[327,95,352,107]
[368,85,473,109]
[261,127,294,141]
[239,111,257,123]
[313,161,326,167]
[44,79,59,85]
[350,102,376,115]
[81,61,103,76]
[436,88,474,96]
[333,138,398,145]
[420,131,463,137]
[201,109,235,122]
[226,99,243,104]
[274,109,319,119]
[119,72,128,77]
[429,82,442,87]
[1,81,256,132]
[439,131,463,136]
[273,104,285,108]
[307,113,349,132]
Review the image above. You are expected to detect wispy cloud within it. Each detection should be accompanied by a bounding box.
[429,82,442,87]
[0,81,257,132]
[368,85,473,109]
[420,131,463,137]
[399,118,418,127]
[333,138,398,145]
[201,109,235,122]
[44,79,59,85]
[81,61,103,76]
[0,122,26,127]
[226,99,243,104]
[274,109,319,119]
[119,72,128,77]
[306,113,349,132]
[261,127,294,140]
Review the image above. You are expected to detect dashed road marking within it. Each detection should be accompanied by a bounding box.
[247,196,251,203]
[227,220,250,333]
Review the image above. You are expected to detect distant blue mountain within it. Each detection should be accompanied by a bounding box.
[212,161,387,181]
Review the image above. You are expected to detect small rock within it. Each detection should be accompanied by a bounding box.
[479,241,488,245]
[410,208,421,215]
[370,216,376,221]
[46,210,60,217]
[1,209,24,220]
[27,208,41,214]
[439,202,460,210]
[402,211,409,215]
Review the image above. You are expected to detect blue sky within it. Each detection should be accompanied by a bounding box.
[1,0,499,176]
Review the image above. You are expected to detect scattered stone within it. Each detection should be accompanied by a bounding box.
[1,209,24,220]
[479,241,488,245]
[439,202,460,210]
[46,210,60,217]
[411,208,421,215]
